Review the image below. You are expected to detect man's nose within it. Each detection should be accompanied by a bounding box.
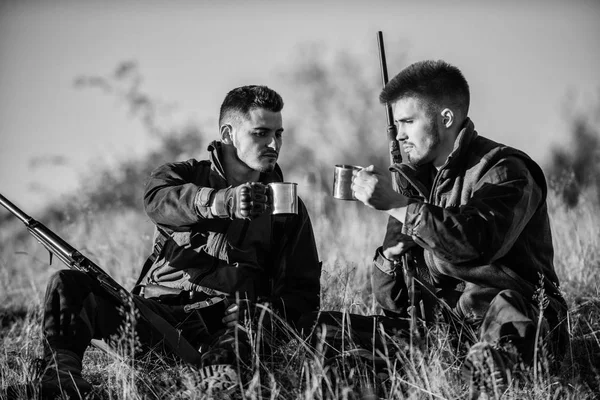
[267,135,279,150]
[396,130,407,142]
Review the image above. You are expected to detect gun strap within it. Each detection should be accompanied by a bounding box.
[132,296,202,365]
[132,226,170,295]
[130,231,204,365]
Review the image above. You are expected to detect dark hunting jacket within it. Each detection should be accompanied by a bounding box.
[373,119,567,324]
[138,141,321,325]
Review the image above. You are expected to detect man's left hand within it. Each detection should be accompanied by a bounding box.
[383,234,416,259]
[221,303,239,328]
[352,165,408,210]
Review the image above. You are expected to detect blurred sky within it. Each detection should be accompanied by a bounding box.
[1,0,599,212]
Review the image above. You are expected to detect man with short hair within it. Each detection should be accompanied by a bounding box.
[351,60,568,398]
[40,85,322,398]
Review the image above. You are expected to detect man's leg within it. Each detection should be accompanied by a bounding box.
[463,288,567,399]
[479,289,545,363]
[297,311,409,365]
[41,269,126,397]
[42,270,220,394]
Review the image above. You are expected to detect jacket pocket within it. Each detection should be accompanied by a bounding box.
[205,220,257,266]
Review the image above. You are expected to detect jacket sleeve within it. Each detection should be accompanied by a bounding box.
[403,156,544,266]
[270,198,322,325]
[144,160,216,231]
[371,245,410,317]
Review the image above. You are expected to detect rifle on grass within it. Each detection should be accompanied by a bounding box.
[376,32,429,334]
[0,193,202,365]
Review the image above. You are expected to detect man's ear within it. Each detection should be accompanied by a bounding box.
[440,108,454,128]
[220,124,233,144]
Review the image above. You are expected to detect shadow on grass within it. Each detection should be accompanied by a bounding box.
[0,306,29,332]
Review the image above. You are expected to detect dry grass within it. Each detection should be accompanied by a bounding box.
[1,185,600,400]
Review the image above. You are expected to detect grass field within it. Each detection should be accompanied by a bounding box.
[1,182,600,400]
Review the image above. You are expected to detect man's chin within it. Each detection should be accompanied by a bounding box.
[406,155,423,166]
[260,165,276,173]
[255,162,276,173]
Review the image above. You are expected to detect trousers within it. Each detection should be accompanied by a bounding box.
[42,269,247,366]
[301,288,568,367]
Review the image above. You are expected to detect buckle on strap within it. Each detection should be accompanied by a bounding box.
[183,296,226,313]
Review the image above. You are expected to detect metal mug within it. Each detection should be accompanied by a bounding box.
[332,164,362,200]
[268,182,298,215]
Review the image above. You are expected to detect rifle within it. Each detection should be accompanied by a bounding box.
[376,32,428,335]
[376,31,402,183]
[0,193,202,365]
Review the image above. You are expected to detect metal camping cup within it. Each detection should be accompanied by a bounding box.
[268,182,298,215]
[333,164,362,200]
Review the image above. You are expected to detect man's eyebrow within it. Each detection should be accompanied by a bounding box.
[253,126,285,132]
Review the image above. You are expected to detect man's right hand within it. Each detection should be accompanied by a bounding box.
[212,182,269,219]
[352,165,410,211]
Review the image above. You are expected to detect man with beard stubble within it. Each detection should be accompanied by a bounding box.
[39,85,321,398]
[350,60,568,398]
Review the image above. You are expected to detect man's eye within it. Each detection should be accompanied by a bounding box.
[275,132,283,139]
[253,131,266,137]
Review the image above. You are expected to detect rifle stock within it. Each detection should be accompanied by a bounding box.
[0,193,202,365]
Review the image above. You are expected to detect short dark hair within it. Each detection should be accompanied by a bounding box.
[379,60,470,116]
[219,85,284,126]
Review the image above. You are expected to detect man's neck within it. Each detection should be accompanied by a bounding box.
[222,148,260,186]
[433,124,463,170]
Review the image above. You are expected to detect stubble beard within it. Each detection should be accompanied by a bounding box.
[407,120,441,167]
[257,159,276,173]
[236,151,276,174]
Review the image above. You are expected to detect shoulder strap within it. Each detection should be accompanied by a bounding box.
[132,226,170,294]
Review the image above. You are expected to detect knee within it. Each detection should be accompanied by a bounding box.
[480,289,542,346]
[488,289,534,318]
[45,270,93,301]
[456,286,501,321]
[47,269,87,290]
[494,289,526,303]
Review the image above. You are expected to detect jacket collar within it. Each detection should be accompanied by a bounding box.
[206,140,284,184]
[440,117,477,171]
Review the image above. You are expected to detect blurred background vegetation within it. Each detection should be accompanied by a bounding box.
[1,45,600,398]
[1,45,599,305]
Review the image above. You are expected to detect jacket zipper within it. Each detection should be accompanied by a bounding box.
[426,167,446,275]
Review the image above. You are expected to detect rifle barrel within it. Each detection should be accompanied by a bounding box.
[377,31,402,169]
[377,31,389,89]
[0,194,31,225]
[377,31,394,129]
[0,192,127,299]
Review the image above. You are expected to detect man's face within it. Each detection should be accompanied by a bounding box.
[393,97,441,166]
[229,108,283,173]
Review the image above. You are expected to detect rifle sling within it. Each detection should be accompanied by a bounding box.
[132,227,169,295]
[132,296,202,365]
